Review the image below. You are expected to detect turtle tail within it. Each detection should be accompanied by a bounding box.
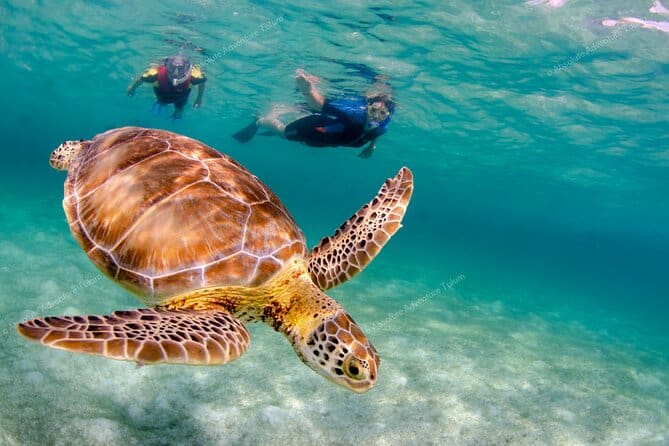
[50,140,89,171]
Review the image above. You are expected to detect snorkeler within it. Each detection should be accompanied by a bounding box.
[602,0,669,33]
[233,69,394,158]
[526,0,567,8]
[127,54,207,119]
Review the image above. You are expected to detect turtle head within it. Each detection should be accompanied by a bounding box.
[272,258,379,392]
[50,140,89,171]
[294,309,379,393]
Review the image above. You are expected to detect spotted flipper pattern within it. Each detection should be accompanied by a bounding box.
[308,167,414,290]
[17,308,250,365]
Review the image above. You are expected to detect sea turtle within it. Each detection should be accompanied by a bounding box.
[18,127,413,393]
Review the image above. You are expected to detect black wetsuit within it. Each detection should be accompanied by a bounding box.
[284,96,375,147]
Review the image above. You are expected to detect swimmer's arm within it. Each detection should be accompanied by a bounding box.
[305,85,325,111]
[296,72,325,110]
[191,68,206,108]
[193,83,205,108]
[358,139,376,158]
[126,77,144,96]
[127,68,157,96]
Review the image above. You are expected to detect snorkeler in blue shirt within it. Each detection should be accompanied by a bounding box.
[233,69,394,158]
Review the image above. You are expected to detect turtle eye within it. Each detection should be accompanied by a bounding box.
[343,356,365,380]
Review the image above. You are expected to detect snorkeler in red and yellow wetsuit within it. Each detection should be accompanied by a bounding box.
[127,55,206,119]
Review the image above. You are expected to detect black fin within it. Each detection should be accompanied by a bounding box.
[232,119,259,143]
[358,143,375,159]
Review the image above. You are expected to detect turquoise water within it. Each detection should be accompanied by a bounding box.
[1,0,668,444]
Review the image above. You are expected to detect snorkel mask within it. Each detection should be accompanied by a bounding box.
[366,96,395,131]
[165,55,192,87]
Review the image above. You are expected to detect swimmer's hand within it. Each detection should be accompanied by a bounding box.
[295,69,319,94]
[295,75,312,94]
[193,101,201,109]
[358,141,376,158]
[126,86,136,96]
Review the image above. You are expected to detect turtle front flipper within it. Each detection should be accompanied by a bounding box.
[17,309,250,365]
[308,167,414,290]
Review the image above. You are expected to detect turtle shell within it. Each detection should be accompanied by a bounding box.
[63,127,307,305]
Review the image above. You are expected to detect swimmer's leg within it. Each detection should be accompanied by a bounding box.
[526,0,567,8]
[172,97,187,120]
[603,16,669,33]
[237,104,296,142]
[172,105,184,120]
[650,0,669,15]
[152,101,166,116]
[257,115,286,136]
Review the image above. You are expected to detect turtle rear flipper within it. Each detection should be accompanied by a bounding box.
[17,309,250,365]
[308,166,414,290]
